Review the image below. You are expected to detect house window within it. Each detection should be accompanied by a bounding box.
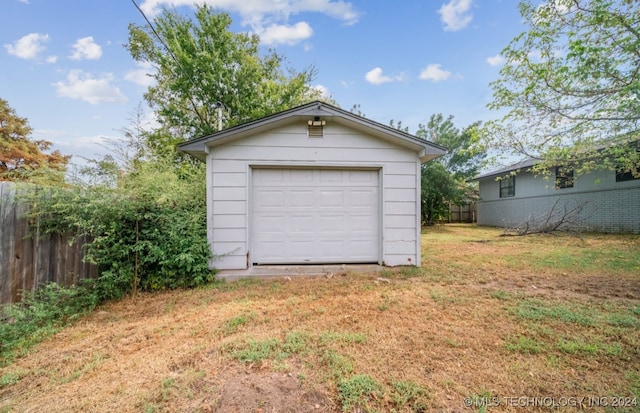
[555,166,574,189]
[499,175,515,198]
[616,169,640,182]
[616,142,640,182]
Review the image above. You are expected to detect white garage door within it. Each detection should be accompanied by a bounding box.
[251,168,379,265]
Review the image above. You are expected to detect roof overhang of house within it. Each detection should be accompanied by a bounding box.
[472,158,538,181]
[177,100,447,163]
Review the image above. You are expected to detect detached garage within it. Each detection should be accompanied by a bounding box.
[178,101,445,270]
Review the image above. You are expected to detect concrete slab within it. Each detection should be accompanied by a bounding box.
[215,264,385,281]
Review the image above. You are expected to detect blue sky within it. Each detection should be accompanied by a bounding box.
[2,0,525,166]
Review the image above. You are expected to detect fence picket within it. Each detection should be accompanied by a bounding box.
[0,182,98,304]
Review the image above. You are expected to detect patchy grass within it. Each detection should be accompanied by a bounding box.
[338,374,384,412]
[0,224,638,412]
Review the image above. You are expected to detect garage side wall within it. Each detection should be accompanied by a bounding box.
[206,122,421,270]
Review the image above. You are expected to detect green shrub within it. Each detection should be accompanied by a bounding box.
[0,282,98,364]
[21,160,213,301]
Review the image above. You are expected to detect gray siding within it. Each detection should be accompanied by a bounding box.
[477,169,640,233]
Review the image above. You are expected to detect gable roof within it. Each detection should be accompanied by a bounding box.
[177,100,447,163]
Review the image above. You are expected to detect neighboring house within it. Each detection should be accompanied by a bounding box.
[474,158,640,233]
[178,101,446,270]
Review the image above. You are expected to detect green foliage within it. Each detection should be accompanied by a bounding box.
[0,282,98,364]
[483,0,640,177]
[419,114,485,181]
[511,299,596,326]
[319,331,367,345]
[220,312,257,335]
[416,114,485,225]
[228,339,281,363]
[0,97,70,184]
[505,335,546,354]
[283,330,311,355]
[420,162,464,225]
[556,338,600,355]
[338,374,384,412]
[127,4,320,138]
[21,159,213,301]
[390,380,429,407]
[322,349,354,381]
[0,370,26,388]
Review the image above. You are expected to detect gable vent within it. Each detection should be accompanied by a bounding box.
[307,119,326,137]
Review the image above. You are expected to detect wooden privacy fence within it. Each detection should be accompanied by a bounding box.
[448,201,476,223]
[0,182,98,305]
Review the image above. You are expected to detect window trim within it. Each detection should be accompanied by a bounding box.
[499,175,515,198]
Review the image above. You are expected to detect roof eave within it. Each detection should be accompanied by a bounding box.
[177,100,447,162]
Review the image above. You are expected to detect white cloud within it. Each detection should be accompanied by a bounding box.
[46,55,58,64]
[18,0,30,4]
[258,22,313,45]
[419,64,452,82]
[340,80,354,89]
[138,0,360,45]
[125,61,156,87]
[313,84,331,99]
[53,70,127,105]
[364,67,407,85]
[438,0,473,31]
[69,36,102,60]
[365,67,392,85]
[140,111,160,131]
[140,0,359,23]
[486,54,505,66]
[4,33,49,59]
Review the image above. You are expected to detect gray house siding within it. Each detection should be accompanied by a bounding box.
[477,168,640,233]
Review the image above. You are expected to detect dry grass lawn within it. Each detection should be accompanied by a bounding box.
[1,224,639,412]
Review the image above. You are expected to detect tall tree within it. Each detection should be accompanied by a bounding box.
[417,115,484,225]
[483,0,640,176]
[0,98,69,183]
[127,4,320,139]
[420,114,484,180]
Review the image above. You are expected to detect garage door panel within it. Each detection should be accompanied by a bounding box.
[290,170,314,183]
[318,240,346,258]
[349,170,377,183]
[350,189,378,207]
[319,214,344,232]
[320,169,344,182]
[349,214,377,232]
[350,240,378,257]
[255,215,286,233]
[259,241,285,259]
[255,169,284,184]
[288,241,315,259]
[252,168,379,264]
[257,190,284,207]
[319,190,345,207]
[290,190,314,207]
[290,215,315,233]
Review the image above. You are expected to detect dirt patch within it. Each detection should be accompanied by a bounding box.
[212,365,334,413]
